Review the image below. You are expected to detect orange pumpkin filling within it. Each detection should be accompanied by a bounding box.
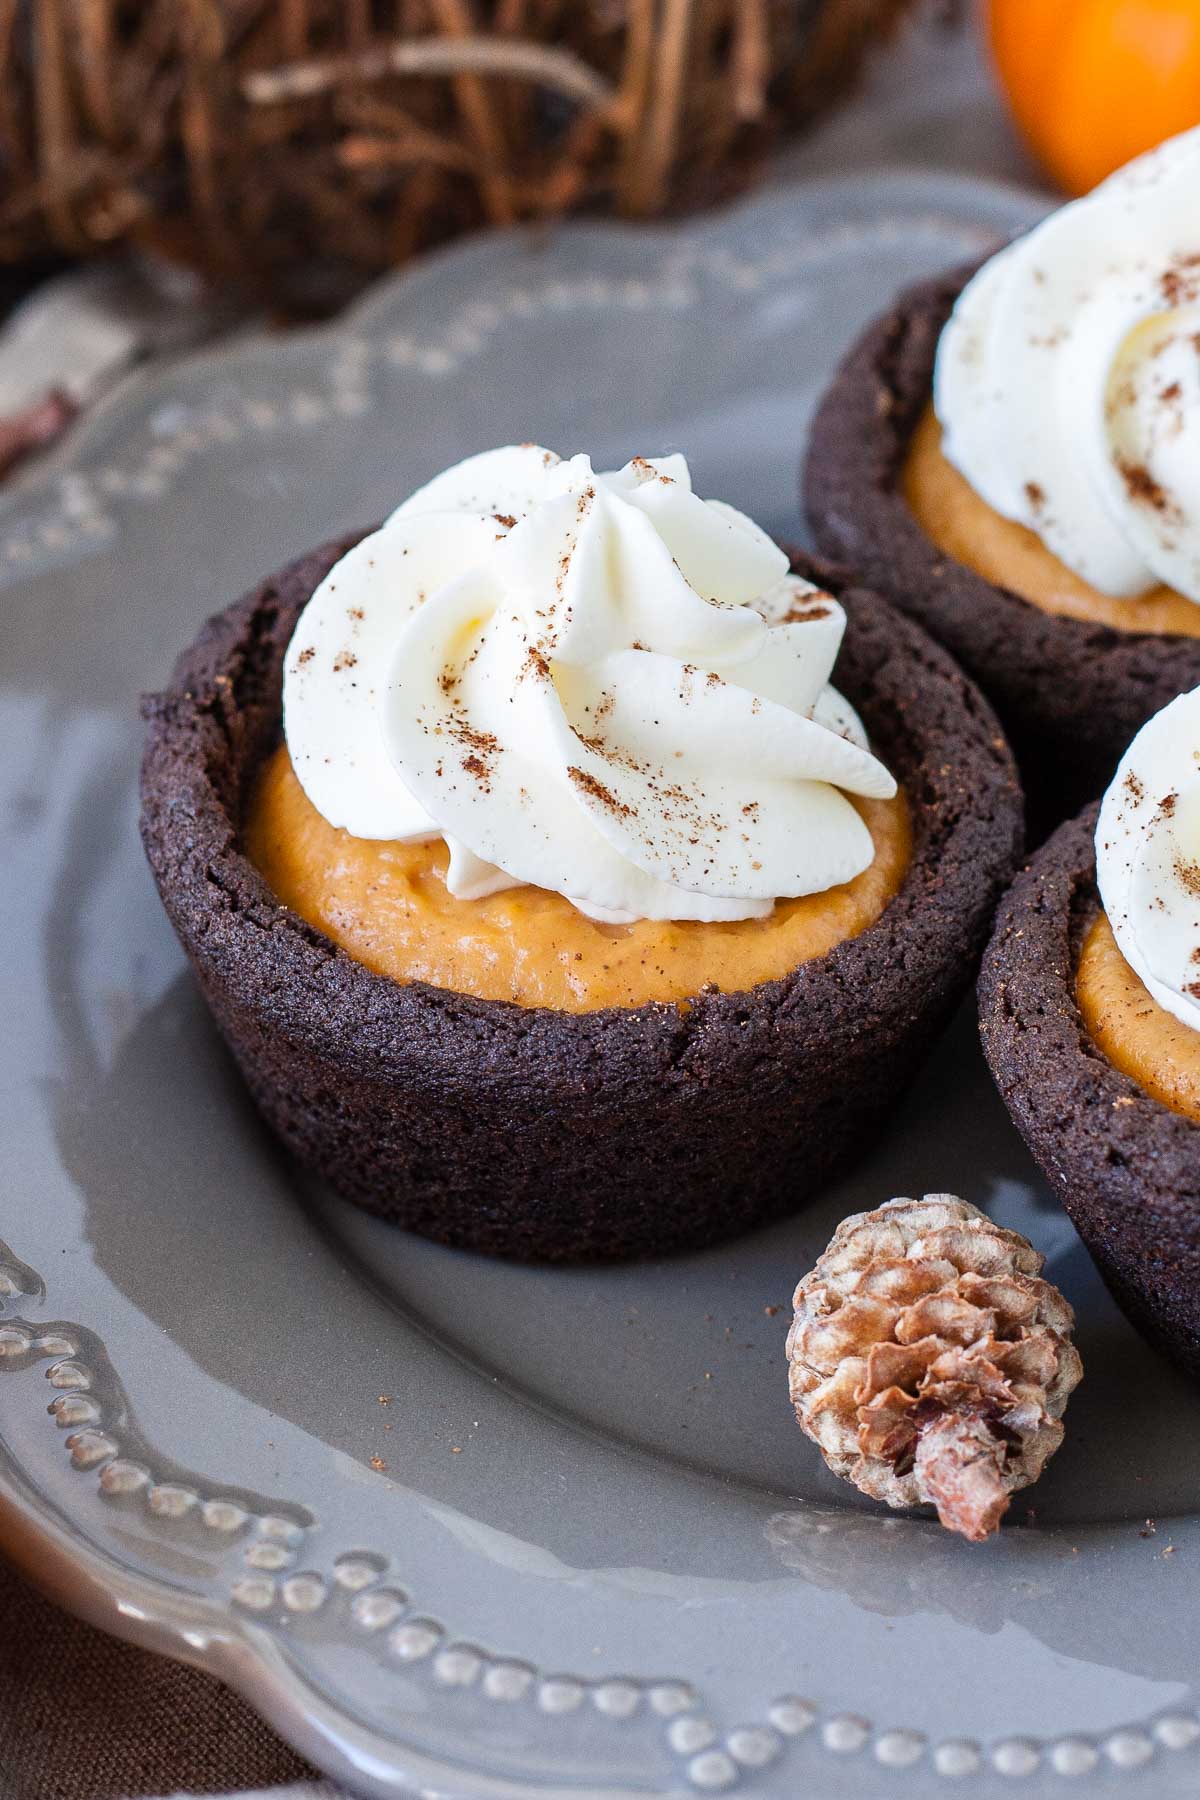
[903,404,1200,639]
[1076,910,1200,1123]
[246,744,911,1013]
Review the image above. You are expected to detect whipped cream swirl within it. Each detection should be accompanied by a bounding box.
[1097,688,1200,1031]
[935,124,1200,602]
[283,445,895,924]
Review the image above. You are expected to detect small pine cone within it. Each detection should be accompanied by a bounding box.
[786,1195,1082,1542]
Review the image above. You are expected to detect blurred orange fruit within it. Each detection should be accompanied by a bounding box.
[987,0,1200,193]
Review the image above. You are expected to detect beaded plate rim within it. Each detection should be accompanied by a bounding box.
[4,1234,1196,1796]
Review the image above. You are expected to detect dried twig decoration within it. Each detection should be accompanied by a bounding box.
[0,0,916,313]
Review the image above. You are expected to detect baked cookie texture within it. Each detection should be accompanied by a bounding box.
[804,264,1200,832]
[979,805,1200,1379]
[140,533,1022,1262]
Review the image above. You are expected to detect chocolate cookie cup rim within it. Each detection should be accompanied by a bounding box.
[979,802,1200,1224]
[139,531,1022,1090]
[802,261,1200,762]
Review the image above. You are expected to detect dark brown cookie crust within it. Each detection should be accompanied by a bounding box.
[140,534,1022,1262]
[803,264,1200,831]
[979,806,1200,1378]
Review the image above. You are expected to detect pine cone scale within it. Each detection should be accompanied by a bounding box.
[894,1291,996,1345]
[858,1335,940,1397]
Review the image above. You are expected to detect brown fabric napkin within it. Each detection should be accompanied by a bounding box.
[0,1555,318,1800]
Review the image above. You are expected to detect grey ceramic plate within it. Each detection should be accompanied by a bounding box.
[4,170,1200,1800]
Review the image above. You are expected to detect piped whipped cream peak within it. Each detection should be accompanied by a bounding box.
[935,124,1200,603]
[283,445,895,924]
[1097,689,1200,1033]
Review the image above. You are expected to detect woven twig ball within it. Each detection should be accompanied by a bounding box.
[0,0,917,313]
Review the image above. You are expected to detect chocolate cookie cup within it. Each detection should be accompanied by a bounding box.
[140,534,1021,1262]
[804,263,1200,833]
[979,806,1200,1380]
